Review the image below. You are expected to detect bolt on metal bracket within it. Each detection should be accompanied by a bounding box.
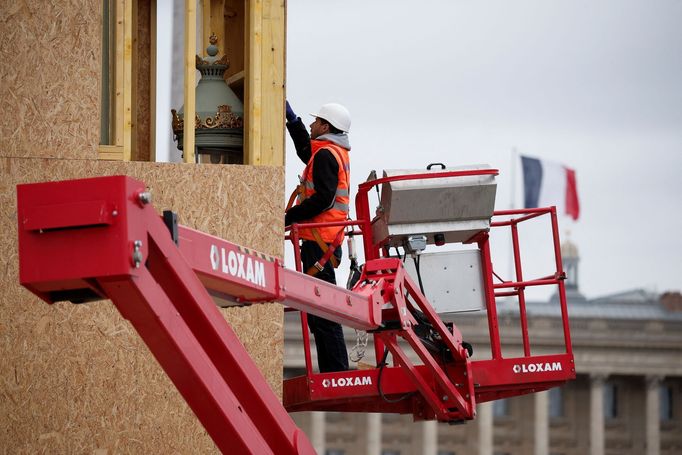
[132,240,143,268]
[138,191,152,205]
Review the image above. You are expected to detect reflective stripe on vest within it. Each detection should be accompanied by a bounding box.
[298,140,350,243]
[332,201,349,211]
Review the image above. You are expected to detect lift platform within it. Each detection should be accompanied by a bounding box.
[283,167,574,418]
[16,168,574,454]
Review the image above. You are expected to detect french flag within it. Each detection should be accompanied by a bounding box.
[521,155,580,220]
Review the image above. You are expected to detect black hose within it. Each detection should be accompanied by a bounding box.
[377,347,415,404]
[413,255,426,295]
[346,259,362,290]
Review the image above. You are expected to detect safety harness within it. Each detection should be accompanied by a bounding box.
[286,184,346,276]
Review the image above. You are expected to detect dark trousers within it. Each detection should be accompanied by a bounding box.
[300,240,349,373]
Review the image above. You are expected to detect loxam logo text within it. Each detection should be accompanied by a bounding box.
[512,362,562,374]
[322,376,372,388]
[210,245,266,287]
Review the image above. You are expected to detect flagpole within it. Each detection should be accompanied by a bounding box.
[508,147,517,286]
[510,147,517,210]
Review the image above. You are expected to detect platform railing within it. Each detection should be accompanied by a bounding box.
[490,206,573,359]
[285,169,573,405]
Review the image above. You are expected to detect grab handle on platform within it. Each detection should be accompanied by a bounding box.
[22,200,115,232]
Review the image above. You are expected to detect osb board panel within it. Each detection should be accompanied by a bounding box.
[0,2,101,160]
[0,158,285,453]
[133,0,152,162]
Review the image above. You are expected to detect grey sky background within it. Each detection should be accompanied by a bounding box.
[284,0,682,300]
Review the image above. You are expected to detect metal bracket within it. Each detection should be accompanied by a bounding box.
[163,210,179,246]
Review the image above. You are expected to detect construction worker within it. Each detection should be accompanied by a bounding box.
[285,101,351,373]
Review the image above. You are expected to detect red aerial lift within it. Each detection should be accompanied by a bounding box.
[16,167,574,454]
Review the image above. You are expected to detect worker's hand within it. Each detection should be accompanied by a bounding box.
[285,100,297,123]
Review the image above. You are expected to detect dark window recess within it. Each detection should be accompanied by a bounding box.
[604,382,618,419]
[660,385,673,422]
[100,0,115,145]
[493,399,510,418]
[550,387,564,419]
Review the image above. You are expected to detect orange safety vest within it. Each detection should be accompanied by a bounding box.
[296,140,350,243]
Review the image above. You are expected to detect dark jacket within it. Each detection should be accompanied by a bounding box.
[285,118,351,226]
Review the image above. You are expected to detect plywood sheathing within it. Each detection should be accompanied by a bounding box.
[0,1,101,160]
[0,158,285,453]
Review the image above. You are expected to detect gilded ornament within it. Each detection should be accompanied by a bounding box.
[171,105,243,134]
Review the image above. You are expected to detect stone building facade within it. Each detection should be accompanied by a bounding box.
[284,243,682,455]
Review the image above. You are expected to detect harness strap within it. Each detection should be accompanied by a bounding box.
[306,227,345,276]
[312,228,339,268]
[286,183,305,211]
[288,182,344,276]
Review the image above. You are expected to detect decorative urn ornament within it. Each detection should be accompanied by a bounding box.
[172,34,244,163]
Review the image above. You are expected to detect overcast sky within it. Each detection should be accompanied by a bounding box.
[282,0,682,300]
[158,1,681,300]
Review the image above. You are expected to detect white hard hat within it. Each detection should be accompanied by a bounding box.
[310,103,351,133]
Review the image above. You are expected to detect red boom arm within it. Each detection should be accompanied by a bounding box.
[17,174,575,452]
[18,176,316,454]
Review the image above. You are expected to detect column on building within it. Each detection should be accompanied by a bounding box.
[646,376,661,455]
[368,413,381,454]
[310,411,326,455]
[352,413,381,454]
[590,374,606,455]
[477,401,493,455]
[534,390,549,455]
[410,420,438,455]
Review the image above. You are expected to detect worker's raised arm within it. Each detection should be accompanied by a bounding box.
[285,101,312,164]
